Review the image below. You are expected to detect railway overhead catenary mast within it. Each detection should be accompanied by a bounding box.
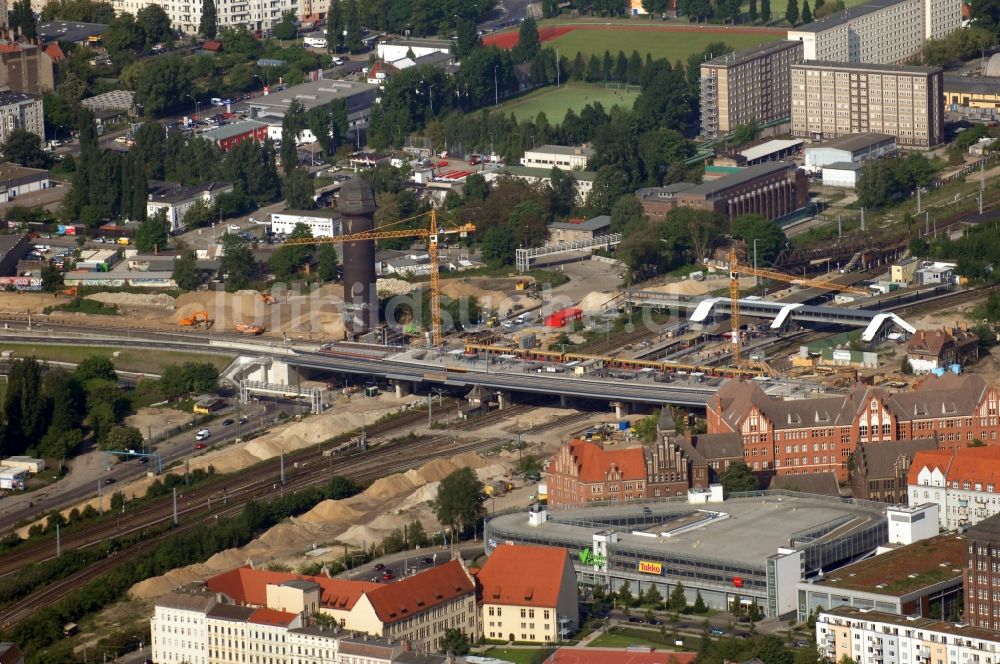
[283,208,474,346]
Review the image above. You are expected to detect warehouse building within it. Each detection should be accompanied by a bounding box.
[484,493,887,618]
[270,209,343,238]
[804,133,897,172]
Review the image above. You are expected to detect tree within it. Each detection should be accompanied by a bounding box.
[136,3,172,44]
[316,244,338,282]
[344,0,361,52]
[749,0,758,20]
[76,356,117,383]
[587,166,630,215]
[135,209,168,252]
[326,0,344,52]
[172,250,201,291]
[731,121,761,146]
[643,583,663,608]
[786,0,799,24]
[669,582,687,612]
[731,592,743,616]
[135,56,192,117]
[272,10,297,40]
[408,519,427,547]
[643,0,669,14]
[219,234,256,291]
[454,18,480,58]
[281,100,307,174]
[327,475,360,499]
[2,129,50,168]
[284,168,316,209]
[801,0,812,22]
[439,628,470,656]
[431,467,484,539]
[10,0,37,39]
[693,590,707,613]
[40,264,64,292]
[761,0,771,20]
[514,16,541,63]
[104,425,143,451]
[480,225,517,267]
[617,580,634,608]
[756,634,793,664]
[731,214,787,265]
[720,461,759,496]
[199,0,217,38]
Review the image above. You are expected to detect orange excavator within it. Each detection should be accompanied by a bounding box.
[178,311,210,327]
[259,292,275,304]
[234,323,265,335]
[60,286,78,298]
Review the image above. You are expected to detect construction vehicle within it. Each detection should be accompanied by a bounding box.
[282,208,474,345]
[486,315,499,328]
[259,292,275,304]
[60,286,78,298]
[234,323,265,335]
[178,311,210,327]
[727,248,871,368]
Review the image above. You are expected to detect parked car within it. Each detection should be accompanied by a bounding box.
[228,224,240,231]
[709,628,726,636]
[382,570,394,580]
[374,563,385,570]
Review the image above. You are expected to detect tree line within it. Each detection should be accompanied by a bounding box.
[0,354,218,461]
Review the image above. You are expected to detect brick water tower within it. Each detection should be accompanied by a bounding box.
[338,176,377,336]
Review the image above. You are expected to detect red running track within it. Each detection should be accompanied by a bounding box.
[483,22,785,49]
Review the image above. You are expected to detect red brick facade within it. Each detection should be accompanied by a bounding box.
[708,374,1000,482]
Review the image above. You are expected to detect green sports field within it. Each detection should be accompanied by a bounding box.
[547,28,783,62]
[496,83,639,122]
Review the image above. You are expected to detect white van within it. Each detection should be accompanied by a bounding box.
[304,36,327,48]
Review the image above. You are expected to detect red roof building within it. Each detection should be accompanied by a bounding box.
[908,447,1000,529]
[708,374,1000,481]
[204,560,478,654]
[367,61,400,86]
[475,544,579,643]
[545,439,647,507]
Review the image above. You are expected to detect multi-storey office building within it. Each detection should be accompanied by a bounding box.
[790,62,944,148]
[787,0,961,64]
[699,40,804,138]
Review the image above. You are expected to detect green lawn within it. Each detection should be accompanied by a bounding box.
[587,627,680,650]
[548,28,782,62]
[484,647,545,664]
[745,0,871,26]
[495,83,638,122]
[0,343,234,375]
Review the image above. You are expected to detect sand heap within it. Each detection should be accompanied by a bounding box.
[87,292,176,308]
[578,291,619,313]
[128,449,514,601]
[171,286,347,339]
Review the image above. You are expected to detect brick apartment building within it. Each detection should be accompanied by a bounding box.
[707,374,1000,482]
[964,514,1000,630]
[906,327,979,373]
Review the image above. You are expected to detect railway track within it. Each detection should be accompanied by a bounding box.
[526,411,596,434]
[573,324,659,357]
[0,431,507,629]
[448,404,533,432]
[0,399,462,577]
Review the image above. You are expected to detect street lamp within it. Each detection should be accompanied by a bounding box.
[185,94,200,120]
[494,65,499,106]
[252,73,266,92]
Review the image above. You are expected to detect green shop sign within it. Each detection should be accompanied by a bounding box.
[579,549,607,568]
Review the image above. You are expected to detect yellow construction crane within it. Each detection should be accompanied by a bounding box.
[727,248,872,367]
[283,208,474,345]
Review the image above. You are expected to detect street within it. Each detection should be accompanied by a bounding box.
[0,400,276,531]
